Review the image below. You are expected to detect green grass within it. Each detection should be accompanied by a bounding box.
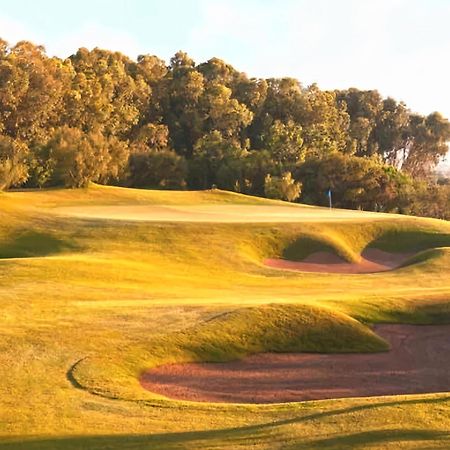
[0,184,449,448]
[71,303,389,401]
[282,236,344,261]
[7,183,287,207]
[369,229,450,252]
[0,231,78,258]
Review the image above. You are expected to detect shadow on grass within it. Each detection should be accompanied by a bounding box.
[290,429,450,449]
[0,231,78,259]
[1,396,448,449]
[369,230,450,253]
[66,358,88,390]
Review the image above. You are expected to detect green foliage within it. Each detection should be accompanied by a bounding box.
[409,182,450,220]
[264,172,302,202]
[297,153,415,211]
[240,149,276,196]
[133,123,170,150]
[264,120,304,165]
[128,148,187,188]
[300,85,350,157]
[65,47,150,137]
[190,131,247,189]
[0,134,29,190]
[402,112,450,177]
[41,126,129,188]
[202,82,253,137]
[0,39,448,219]
[0,40,72,142]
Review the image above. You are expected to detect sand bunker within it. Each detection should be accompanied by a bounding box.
[140,324,450,404]
[265,249,413,274]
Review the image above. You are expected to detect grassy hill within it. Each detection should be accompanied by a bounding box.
[0,185,449,449]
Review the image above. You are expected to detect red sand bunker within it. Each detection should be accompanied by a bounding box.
[264,249,413,274]
[140,325,450,403]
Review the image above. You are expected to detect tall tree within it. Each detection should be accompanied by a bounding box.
[336,88,383,156]
[65,48,150,137]
[159,51,205,155]
[190,130,247,189]
[372,97,409,166]
[0,40,71,142]
[41,126,129,188]
[299,84,350,157]
[401,112,450,177]
[0,134,29,190]
[263,120,304,167]
[201,81,253,139]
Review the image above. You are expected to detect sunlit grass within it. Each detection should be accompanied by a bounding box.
[0,185,449,448]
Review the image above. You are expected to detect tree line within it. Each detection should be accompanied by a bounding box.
[0,39,449,218]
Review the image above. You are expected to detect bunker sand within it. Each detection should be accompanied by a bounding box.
[140,324,450,404]
[265,248,414,274]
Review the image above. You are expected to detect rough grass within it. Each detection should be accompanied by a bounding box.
[0,184,449,449]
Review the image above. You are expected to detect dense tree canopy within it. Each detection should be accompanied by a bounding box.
[0,39,448,218]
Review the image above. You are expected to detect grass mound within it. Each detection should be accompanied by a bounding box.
[271,224,450,267]
[281,236,352,262]
[5,184,285,208]
[171,304,389,361]
[400,247,448,267]
[368,230,450,253]
[71,304,388,401]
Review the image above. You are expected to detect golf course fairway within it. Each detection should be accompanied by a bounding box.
[0,184,449,449]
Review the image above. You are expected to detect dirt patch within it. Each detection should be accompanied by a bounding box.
[264,249,413,274]
[140,324,450,403]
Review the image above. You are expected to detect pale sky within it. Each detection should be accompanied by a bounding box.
[0,0,449,129]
